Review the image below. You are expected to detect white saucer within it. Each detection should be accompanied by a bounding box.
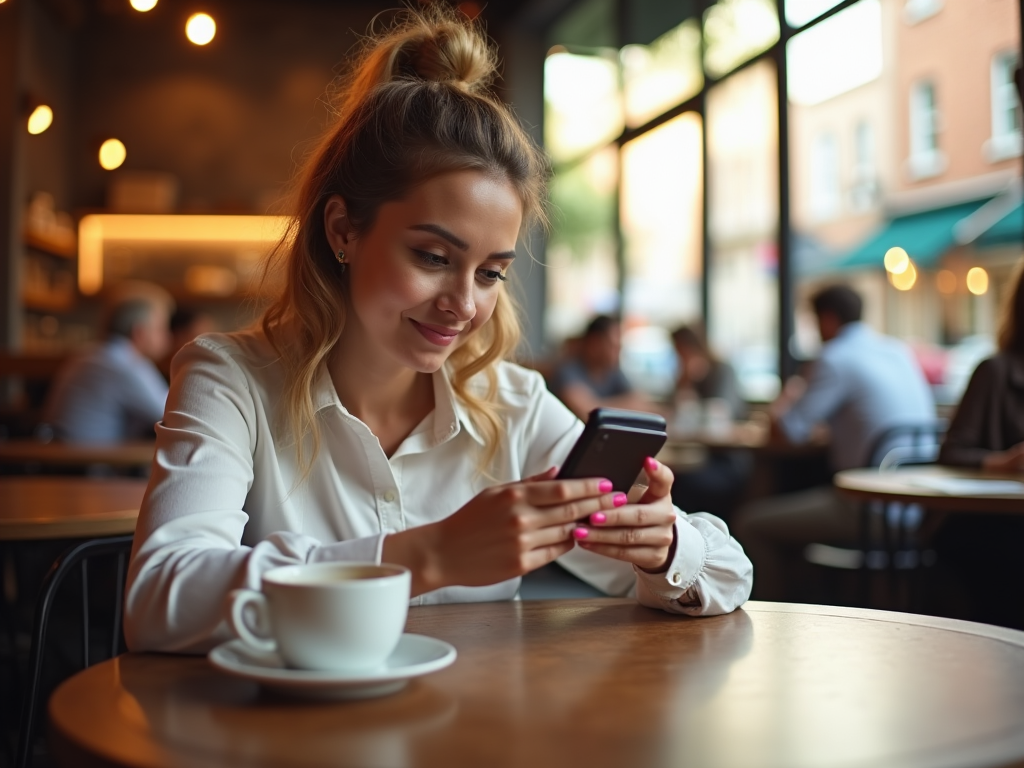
[208,633,457,700]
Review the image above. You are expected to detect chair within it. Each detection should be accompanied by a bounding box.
[15,535,134,768]
[804,421,947,609]
[0,353,68,441]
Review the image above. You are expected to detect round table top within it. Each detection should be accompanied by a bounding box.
[835,465,1024,513]
[49,599,1024,768]
[0,439,155,468]
[0,476,147,540]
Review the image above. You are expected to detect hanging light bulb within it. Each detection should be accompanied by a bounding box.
[99,139,127,170]
[27,105,53,135]
[186,13,216,45]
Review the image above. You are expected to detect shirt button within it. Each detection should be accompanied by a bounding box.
[669,571,683,586]
[383,489,397,503]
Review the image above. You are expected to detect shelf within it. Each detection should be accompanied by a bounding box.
[24,230,77,260]
[22,289,76,313]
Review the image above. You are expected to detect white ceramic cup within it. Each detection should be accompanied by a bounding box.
[226,562,411,672]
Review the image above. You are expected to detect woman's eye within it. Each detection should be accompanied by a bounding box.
[478,269,508,285]
[414,249,449,267]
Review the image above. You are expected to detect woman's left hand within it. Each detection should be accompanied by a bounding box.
[573,457,676,572]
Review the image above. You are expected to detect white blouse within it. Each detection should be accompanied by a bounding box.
[125,330,753,653]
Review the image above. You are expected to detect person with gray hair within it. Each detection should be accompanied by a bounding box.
[44,281,175,443]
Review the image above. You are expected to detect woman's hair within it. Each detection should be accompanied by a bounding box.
[261,6,548,475]
[670,324,712,359]
[998,257,1024,354]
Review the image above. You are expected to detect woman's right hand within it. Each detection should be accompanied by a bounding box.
[381,468,626,596]
[982,442,1024,473]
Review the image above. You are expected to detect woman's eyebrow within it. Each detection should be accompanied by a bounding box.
[410,223,516,260]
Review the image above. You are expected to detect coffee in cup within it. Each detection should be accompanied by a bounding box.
[226,562,411,672]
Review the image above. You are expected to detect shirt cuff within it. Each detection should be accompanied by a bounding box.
[632,514,707,603]
[308,533,386,565]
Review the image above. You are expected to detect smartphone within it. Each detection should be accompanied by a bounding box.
[556,408,667,493]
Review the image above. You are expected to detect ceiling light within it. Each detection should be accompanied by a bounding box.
[99,139,127,171]
[27,105,53,135]
[186,13,216,45]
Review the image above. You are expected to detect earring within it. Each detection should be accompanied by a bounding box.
[335,249,346,272]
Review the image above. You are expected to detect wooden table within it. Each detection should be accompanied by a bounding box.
[0,476,147,540]
[835,465,1024,514]
[0,439,155,470]
[48,599,1024,768]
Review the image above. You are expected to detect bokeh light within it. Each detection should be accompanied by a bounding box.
[27,105,53,135]
[883,246,909,275]
[130,0,158,10]
[936,269,957,294]
[889,260,917,291]
[966,267,989,296]
[186,13,216,45]
[98,139,127,170]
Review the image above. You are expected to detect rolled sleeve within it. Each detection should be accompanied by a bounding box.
[635,512,753,616]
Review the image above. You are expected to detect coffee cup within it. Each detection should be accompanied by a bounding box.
[226,562,411,672]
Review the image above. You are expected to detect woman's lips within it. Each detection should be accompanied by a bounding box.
[411,319,461,347]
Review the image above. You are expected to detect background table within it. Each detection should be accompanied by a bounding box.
[835,465,1024,514]
[0,440,155,470]
[0,476,147,540]
[49,599,1024,768]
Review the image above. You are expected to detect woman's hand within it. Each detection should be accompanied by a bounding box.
[381,468,625,596]
[982,442,1024,473]
[572,457,677,573]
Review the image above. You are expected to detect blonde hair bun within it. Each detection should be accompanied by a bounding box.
[345,7,498,108]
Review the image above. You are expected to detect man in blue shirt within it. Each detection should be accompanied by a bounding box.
[733,285,935,600]
[45,281,174,444]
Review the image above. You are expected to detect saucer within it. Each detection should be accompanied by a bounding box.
[208,633,457,700]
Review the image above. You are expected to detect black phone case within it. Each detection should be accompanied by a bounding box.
[556,408,667,492]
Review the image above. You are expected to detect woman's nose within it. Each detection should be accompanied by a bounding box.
[438,275,476,320]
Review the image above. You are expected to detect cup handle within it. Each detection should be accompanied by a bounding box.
[227,589,277,654]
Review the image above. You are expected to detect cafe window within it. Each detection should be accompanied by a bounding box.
[809,131,841,222]
[908,81,944,180]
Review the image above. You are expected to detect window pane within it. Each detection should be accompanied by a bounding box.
[545,148,620,343]
[544,50,623,164]
[621,19,703,127]
[703,0,779,79]
[788,0,1021,405]
[707,61,780,401]
[786,0,847,28]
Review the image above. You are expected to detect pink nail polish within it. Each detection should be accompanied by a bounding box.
[613,493,627,507]
[598,479,613,493]
[573,527,589,540]
[645,456,659,471]
[591,512,607,525]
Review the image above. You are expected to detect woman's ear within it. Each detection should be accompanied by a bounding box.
[324,195,355,255]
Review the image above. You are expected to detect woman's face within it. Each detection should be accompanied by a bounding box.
[326,170,523,373]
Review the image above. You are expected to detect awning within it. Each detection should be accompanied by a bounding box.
[831,198,991,271]
[976,201,1023,248]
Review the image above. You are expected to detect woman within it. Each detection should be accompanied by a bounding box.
[935,257,1024,628]
[125,9,752,653]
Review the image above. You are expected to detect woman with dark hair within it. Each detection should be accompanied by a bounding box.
[935,257,1024,628]
[124,8,751,653]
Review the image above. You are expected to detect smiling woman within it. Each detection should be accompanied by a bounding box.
[123,6,752,655]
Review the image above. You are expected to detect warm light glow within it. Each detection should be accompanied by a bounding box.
[186,13,216,45]
[98,139,127,170]
[883,246,910,275]
[889,260,917,291]
[936,269,957,294]
[130,0,158,10]
[966,267,989,296]
[27,105,53,135]
[77,214,292,294]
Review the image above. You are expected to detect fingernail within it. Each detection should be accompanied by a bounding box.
[598,479,613,493]
[591,512,607,525]
[613,493,627,507]
[573,527,589,540]
[645,457,659,471]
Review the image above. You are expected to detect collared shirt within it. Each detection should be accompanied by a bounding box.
[125,330,753,653]
[44,337,169,443]
[779,322,935,470]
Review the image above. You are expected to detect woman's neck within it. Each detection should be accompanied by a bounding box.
[327,331,436,456]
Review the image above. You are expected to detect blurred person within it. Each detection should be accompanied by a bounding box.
[668,325,753,522]
[549,314,651,421]
[733,284,935,601]
[44,281,174,443]
[124,9,751,654]
[934,258,1024,628]
[159,308,217,380]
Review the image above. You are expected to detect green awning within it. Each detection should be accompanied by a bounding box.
[833,198,991,271]
[976,201,1023,248]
